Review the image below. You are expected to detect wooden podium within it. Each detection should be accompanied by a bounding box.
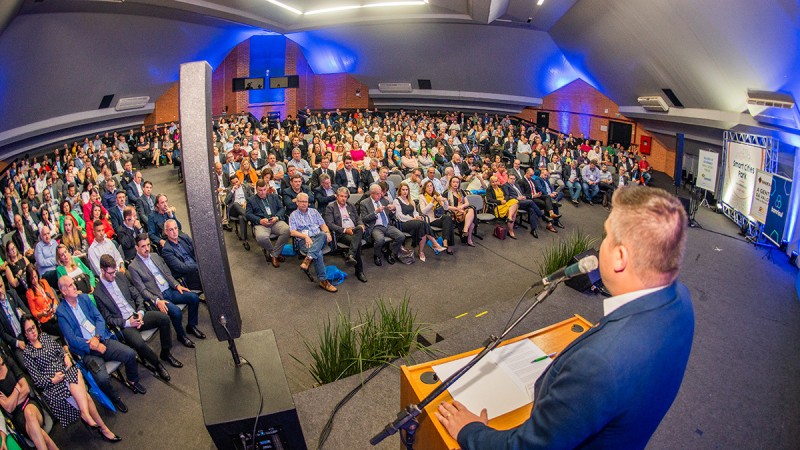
[399,315,593,450]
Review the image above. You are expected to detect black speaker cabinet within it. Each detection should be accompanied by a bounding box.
[565,249,601,292]
[197,329,307,450]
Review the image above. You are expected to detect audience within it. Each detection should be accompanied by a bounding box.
[0,351,58,449]
[289,193,337,293]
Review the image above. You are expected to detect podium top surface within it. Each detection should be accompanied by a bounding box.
[401,314,593,449]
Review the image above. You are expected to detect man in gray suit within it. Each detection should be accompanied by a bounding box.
[324,187,368,283]
[128,233,204,347]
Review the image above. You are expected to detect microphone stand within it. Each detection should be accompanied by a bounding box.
[370,279,563,449]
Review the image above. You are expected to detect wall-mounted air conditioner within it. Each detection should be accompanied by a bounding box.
[637,96,669,112]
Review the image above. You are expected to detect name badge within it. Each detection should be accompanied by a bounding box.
[155,273,168,286]
[81,319,96,335]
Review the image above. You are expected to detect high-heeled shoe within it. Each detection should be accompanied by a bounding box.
[97,428,122,443]
[82,418,100,430]
[418,253,426,262]
[445,248,454,255]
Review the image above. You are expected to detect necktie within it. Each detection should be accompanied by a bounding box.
[376,202,387,226]
[528,179,535,195]
[2,299,20,336]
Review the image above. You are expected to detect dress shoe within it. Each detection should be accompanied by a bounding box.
[385,253,396,265]
[112,397,128,413]
[161,353,183,368]
[319,280,338,293]
[554,220,565,229]
[155,364,171,382]
[546,223,558,233]
[508,233,517,240]
[300,256,312,270]
[271,256,281,268]
[82,418,100,430]
[186,325,206,339]
[242,241,251,251]
[222,224,232,232]
[344,254,357,266]
[128,381,147,395]
[460,234,468,244]
[549,212,562,219]
[277,255,286,262]
[356,272,368,283]
[530,228,539,238]
[572,199,579,206]
[374,255,382,266]
[445,248,454,255]
[555,202,562,207]
[178,335,195,348]
[97,428,123,443]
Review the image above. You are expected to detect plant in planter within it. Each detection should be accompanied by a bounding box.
[294,295,430,386]
[536,229,597,279]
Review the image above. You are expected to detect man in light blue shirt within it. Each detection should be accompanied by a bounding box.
[34,226,58,276]
[289,193,337,293]
[581,160,602,205]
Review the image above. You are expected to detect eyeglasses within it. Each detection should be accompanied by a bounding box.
[104,268,117,276]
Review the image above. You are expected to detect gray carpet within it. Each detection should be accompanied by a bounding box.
[48,167,800,449]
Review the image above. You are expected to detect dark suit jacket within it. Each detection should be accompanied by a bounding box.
[12,225,37,254]
[108,205,126,231]
[135,195,155,222]
[563,165,583,183]
[309,167,336,190]
[161,234,198,278]
[128,254,180,303]
[0,202,18,230]
[314,186,337,212]
[509,167,525,182]
[458,283,694,450]
[533,176,555,196]
[450,161,471,178]
[0,291,29,347]
[360,169,380,191]
[485,184,513,207]
[335,168,361,192]
[224,185,253,211]
[55,294,114,358]
[245,193,285,224]
[323,201,363,235]
[359,196,396,230]
[125,181,144,204]
[116,224,143,261]
[94,272,146,328]
[282,186,315,214]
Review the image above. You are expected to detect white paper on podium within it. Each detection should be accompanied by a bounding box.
[432,339,552,419]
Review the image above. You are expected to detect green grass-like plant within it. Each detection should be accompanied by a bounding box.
[536,229,598,278]
[293,296,427,386]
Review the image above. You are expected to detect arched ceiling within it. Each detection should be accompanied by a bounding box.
[1,0,798,154]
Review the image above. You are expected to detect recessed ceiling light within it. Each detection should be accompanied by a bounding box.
[304,4,362,15]
[304,0,428,15]
[266,0,302,15]
[537,0,545,5]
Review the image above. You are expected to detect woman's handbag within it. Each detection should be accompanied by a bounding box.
[493,224,507,240]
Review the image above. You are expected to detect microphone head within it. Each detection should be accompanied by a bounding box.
[577,255,599,274]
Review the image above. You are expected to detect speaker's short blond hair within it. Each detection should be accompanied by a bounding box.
[608,187,687,284]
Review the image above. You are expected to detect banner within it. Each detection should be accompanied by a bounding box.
[696,149,719,193]
[763,174,792,246]
[749,170,772,223]
[721,141,765,215]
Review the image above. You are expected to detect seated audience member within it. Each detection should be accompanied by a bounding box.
[85,203,114,245]
[224,175,252,250]
[377,166,397,200]
[443,176,476,246]
[563,160,583,205]
[419,180,455,254]
[506,173,548,237]
[288,193,337,293]
[486,175,519,239]
[547,155,566,193]
[360,184,407,266]
[128,234,205,344]
[597,163,615,206]
[245,180,291,268]
[82,188,107,223]
[360,159,381,192]
[135,180,156,221]
[0,275,30,363]
[20,314,121,442]
[235,158,259,186]
[56,275,144,412]
[636,155,652,185]
[116,206,144,261]
[581,160,602,204]
[323,187,368,283]
[309,157,336,190]
[279,165,303,193]
[4,241,30,300]
[400,148,419,172]
[12,214,36,258]
[37,209,59,241]
[101,178,122,211]
[0,351,58,449]
[423,167,444,194]
[125,168,145,204]
[335,157,362,194]
[533,169,564,229]
[314,174,337,211]
[19,200,40,231]
[87,220,125,276]
[147,193,182,248]
[34,226,59,278]
[283,174,315,215]
[161,220,202,291]
[609,166,631,207]
[59,199,86,237]
[25,266,61,338]
[403,169,423,202]
[1,196,18,232]
[94,254,182,382]
[393,182,446,262]
[56,244,96,295]
[287,148,313,182]
[108,190,130,231]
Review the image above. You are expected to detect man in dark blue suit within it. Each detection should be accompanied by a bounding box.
[161,219,202,291]
[437,187,694,450]
[56,275,144,413]
[246,180,291,268]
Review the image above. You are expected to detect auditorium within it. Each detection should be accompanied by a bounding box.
[0,1,798,449]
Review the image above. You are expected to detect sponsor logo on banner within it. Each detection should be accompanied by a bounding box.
[722,142,765,215]
[763,174,792,246]
[749,170,772,223]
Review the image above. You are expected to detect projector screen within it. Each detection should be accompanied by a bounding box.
[721,141,766,216]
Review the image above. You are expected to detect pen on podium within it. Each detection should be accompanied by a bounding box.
[532,352,557,363]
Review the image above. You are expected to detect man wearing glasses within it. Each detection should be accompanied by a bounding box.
[288,193,337,293]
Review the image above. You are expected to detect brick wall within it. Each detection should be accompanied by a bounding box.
[144,82,179,126]
[516,79,675,174]
[313,73,369,110]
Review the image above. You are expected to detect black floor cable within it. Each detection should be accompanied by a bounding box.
[316,362,391,450]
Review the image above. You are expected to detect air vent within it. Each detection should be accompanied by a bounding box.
[746,90,798,129]
[378,82,413,93]
[637,96,669,112]
[418,79,432,90]
[99,94,114,109]
[115,96,150,111]
[661,88,684,108]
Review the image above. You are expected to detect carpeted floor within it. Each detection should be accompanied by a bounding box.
[48,167,800,449]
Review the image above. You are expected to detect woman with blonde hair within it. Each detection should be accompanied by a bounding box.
[486,175,519,239]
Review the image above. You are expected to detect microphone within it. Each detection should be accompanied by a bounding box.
[219,315,242,367]
[533,255,598,287]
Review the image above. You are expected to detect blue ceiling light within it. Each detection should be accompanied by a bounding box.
[287,31,357,74]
